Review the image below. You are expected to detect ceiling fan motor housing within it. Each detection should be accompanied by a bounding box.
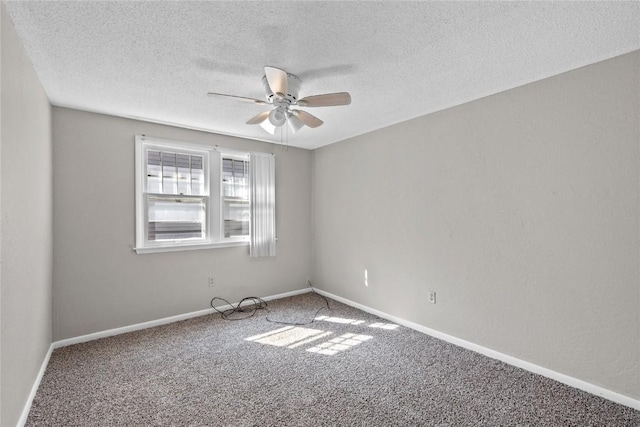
[262,72,301,104]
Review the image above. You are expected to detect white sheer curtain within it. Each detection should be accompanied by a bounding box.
[249,152,276,257]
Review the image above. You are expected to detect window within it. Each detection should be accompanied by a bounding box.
[134,135,250,253]
[222,156,250,238]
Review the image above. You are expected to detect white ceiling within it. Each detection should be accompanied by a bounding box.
[4,1,639,150]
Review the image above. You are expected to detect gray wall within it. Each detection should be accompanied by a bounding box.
[1,5,53,426]
[52,108,312,341]
[312,51,639,399]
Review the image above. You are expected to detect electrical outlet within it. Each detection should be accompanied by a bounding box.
[428,291,436,304]
[208,277,215,287]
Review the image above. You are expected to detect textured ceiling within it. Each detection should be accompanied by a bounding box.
[4,1,640,149]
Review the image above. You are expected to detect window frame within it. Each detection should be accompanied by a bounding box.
[134,135,250,254]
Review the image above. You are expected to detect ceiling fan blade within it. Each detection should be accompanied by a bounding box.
[264,66,288,97]
[246,110,270,125]
[292,110,324,128]
[208,92,267,105]
[297,92,351,107]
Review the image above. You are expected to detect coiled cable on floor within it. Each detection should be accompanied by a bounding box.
[210,281,331,325]
[209,296,267,320]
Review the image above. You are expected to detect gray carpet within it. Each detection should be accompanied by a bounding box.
[27,292,639,426]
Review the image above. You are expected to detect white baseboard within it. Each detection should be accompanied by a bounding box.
[53,287,311,349]
[313,288,640,411]
[18,343,54,427]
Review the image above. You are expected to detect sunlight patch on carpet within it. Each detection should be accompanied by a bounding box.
[368,322,399,330]
[245,327,374,356]
[307,333,373,356]
[315,315,398,330]
[316,315,366,325]
[287,331,334,349]
[245,326,326,348]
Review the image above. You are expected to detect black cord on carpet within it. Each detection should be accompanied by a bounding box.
[209,296,268,321]
[209,281,331,325]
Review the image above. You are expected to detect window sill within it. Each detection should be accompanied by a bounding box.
[134,240,249,254]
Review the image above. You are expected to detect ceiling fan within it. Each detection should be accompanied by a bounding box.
[208,66,351,135]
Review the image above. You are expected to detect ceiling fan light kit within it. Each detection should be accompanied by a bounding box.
[208,66,351,136]
[286,112,305,134]
[268,107,287,126]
